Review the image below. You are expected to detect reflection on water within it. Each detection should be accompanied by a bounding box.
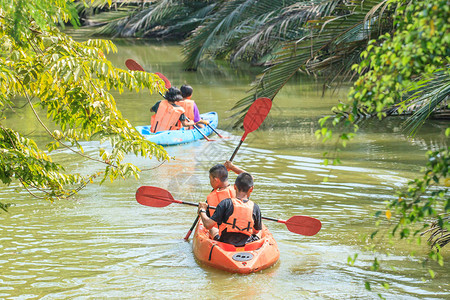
[0,36,449,299]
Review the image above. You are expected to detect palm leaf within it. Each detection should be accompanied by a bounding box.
[231,0,341,63]
[94,0,213,38]
[183,0,299,70]
[402,71,450,136]
[229,0,393,127]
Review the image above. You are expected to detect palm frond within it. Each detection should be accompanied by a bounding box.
[231,1,332,63]
[421,214,450,250]
[94,0,213,38]
[230,0,392,126]
[402,71,450,136]
[183,0,299,70]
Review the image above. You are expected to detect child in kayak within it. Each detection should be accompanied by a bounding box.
[204,161,245,238]
[176,85,208,128]
[150,87,195,133]
[206,161,244,214]
[198,172,262,247]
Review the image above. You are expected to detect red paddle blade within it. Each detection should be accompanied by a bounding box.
[136,186,175,207]
[154,72,171,89]
[125,60,171,89]
[285,216,322,236]
[243,97,272,133]
[125,59,145,71]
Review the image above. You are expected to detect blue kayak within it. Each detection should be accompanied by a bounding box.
[136,112,218,146]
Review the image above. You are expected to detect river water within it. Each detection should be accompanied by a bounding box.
[0,33,449,299]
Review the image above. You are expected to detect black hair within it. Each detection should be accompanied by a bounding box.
[209,164,228,182]
[180,85,193,98]
[235,172,253,193]
[165,87,183,102]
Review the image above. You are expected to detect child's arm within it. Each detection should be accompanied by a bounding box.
[224,160,245,174]
[198,202,217,230]
[180,119,195,127]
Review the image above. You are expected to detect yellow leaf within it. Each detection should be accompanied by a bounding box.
[444,178,450,187]
[430,20,435,36]
[386,210,391,220]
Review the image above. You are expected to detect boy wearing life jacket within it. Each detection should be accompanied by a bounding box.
[176,85,208,129]
[206,161,245,216]
[205,161,245,239]
[198,172,262,247]
[150,87,195,133]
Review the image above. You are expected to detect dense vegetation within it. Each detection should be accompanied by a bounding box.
[0,0,169,211]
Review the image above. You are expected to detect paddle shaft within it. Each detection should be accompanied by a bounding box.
[184,215,200,240]
[184,100,270,239]
[206,123,224,138]
[186,117,215,142]
[229,132,248,162]
[184,131,244,240]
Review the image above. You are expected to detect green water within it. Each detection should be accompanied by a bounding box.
[0,33,449,299]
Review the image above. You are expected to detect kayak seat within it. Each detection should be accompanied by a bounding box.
[213,237,265,252]
[244,238,265,251]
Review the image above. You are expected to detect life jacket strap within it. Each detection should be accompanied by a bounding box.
[225,219,251,232]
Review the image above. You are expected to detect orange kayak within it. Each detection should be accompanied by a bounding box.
[193,221,280,274]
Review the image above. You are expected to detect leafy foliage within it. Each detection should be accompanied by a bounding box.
[333,0,449,127]
[389,148,449,239]
[0,0,169,208]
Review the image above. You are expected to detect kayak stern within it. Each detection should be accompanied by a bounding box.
[193,221,279,274]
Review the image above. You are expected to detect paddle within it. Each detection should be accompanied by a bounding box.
[136,186,322,236]
[125,59,171,88]
[125,59,214,141]
[183,97,273,240]
[229,97,272,161]
[186,117,215,142]
[205,121,226,139]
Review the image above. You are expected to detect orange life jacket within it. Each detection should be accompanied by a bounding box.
[219,198,255,237]
[175,99,195,129]
[206,185,236,216]
[150,100,185,133]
